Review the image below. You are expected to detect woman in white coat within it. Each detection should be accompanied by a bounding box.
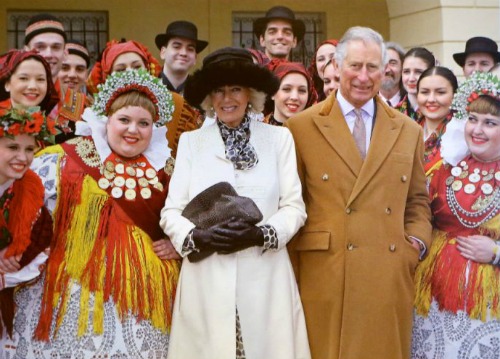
[160,47,310,359]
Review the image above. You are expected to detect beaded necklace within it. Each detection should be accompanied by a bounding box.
[445,157,500,228]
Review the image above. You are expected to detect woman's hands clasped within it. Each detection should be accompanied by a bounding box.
[193,217,264,254]
[456,235,498,264]
[0,246,21,273]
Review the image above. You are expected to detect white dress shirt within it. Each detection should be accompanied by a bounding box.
[336,91,374,150]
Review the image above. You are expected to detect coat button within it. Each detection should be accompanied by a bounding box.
[385,207,391,214]
[322,173,329,181]
[345,208,352,214]
[347,243,354,251]
[389,244,396,252]
[401,175,407,182]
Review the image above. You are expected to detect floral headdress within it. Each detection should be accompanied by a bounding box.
[441,71,500,166]
[92,69,174,127]
[0,106,56,144]
[451,71,500,120]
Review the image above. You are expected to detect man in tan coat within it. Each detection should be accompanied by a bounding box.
[286,27,432,359]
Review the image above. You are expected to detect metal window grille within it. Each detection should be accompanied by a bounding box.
[7,10,108,66]
[232,12,325,66]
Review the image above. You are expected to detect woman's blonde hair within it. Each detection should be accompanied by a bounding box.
[469,95,500,117]
[200,88,266,118]
[107,91,156,119]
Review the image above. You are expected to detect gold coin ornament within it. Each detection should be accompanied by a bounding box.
[126,166,136,176]
[125,189,137,200]
[111,187,123,198]
[149,176,159,185]
[464,184,476,194]
[97,153,161,201]
[98,178,110,190]
[125,178,137,189]
[481,183,493,195]
[145,168,156,179]
[451,167,462,177]
[115,163,125,174]
[140,187,152,199]
[114,176,125,187]
[452,180,463,191]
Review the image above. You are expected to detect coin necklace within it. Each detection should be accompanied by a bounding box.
[445,159,500,228]
[97,153,164,200]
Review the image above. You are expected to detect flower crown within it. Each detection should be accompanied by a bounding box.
[0,106,56,144]
[451,71,500,120]
[92,69,174,127]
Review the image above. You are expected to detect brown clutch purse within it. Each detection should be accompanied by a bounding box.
[182,182,263,262]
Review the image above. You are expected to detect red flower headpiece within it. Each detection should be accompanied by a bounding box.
[0,106,56,144]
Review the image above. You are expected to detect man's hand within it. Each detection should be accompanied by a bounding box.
[153,239,181,260]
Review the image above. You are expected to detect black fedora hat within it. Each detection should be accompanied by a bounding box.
[155,20,208,53]
[253,6,306,42]
[184,47,279,109]
[453,36,500,67]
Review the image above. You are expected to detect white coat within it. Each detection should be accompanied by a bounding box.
[161,120,310,359]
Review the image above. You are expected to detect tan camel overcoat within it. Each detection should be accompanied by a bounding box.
[286,94,432,359]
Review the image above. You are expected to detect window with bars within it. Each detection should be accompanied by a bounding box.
[7,10,108,66]
[232,12,325,67]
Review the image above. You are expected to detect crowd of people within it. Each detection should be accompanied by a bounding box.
[0,5,499,359]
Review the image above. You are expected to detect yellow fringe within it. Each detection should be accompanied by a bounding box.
[414,229,448,316]
[51,175,180,336]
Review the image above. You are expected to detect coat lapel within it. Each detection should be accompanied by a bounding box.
[312,96,363,176]
[347,100,403,205]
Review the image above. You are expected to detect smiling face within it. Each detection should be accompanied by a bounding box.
[273,72,308,122]
[402,56,428,95]
[465,111,500,162]
[323,62,339,97]
[210,85,250,128]
[417,74,454,123]
[26,32,66,79]
[161,37,197,76]
[58,54,88,92]
[111,52,146,73]
[381,48,402,91]
[106,106,153,158]
[463,53,496,78]
[5,58,48,107]
[335,39,383,108]
[316,43,336,79]
[0,134,37,185]
[259,19,297,60]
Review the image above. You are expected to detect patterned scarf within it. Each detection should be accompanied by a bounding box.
[217,115,258,170]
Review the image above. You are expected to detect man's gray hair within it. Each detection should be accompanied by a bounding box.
[334,27,387,68]
[385,41,405,63]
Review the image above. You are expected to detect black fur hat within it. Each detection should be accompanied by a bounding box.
[184,47,279,109]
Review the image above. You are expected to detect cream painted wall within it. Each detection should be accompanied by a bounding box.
[1,0,389,66]
[387,0,500,78]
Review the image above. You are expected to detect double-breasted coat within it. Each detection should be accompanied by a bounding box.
[160,120,310,359]
[286,94,432,359]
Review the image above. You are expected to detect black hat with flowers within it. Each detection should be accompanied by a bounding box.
[184,47,279,109]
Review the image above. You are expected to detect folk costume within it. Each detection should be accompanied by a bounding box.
[2,70,180,358]
[264,59,317,121]
[161,48,311,359]
[0,50,59,117]
[86,39,201,158]
[417,112,453,176]
[412,72,500,359]
[395,94,420,120]
[0,107,55,340]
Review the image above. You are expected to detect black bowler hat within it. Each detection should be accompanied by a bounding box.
[453,36,500,67]
[155,20,208,53]
[184,47,279,109]
[253,6,306,42]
